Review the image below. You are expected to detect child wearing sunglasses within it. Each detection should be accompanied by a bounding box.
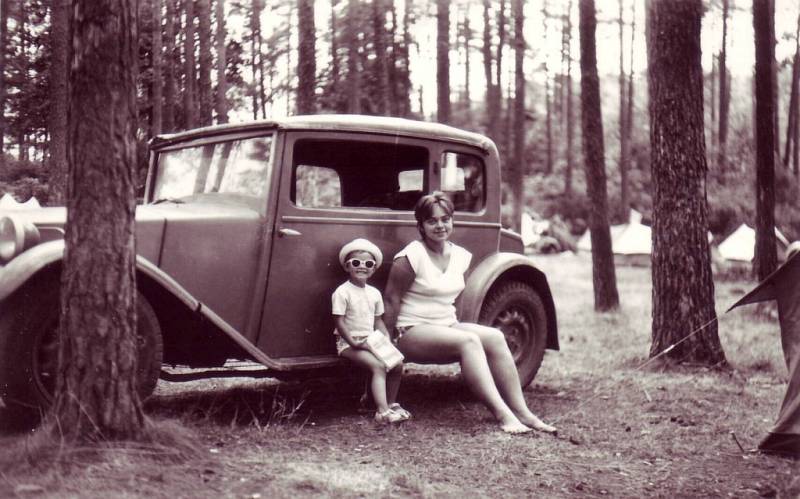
[332,238,411,424]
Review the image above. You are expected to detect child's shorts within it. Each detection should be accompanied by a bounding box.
[336,333,369,355]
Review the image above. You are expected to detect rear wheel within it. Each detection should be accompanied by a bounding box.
[0,276,163,431]
[478,281,548,388]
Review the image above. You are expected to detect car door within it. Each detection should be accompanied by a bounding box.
[257,131,432,361]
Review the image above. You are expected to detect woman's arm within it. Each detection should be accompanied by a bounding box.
[382,256,415,338]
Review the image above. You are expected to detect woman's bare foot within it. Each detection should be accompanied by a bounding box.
[501,420,532,434]
[519,414,557,434]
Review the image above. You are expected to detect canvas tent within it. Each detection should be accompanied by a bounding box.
[717,223,789,263]
[577,210,651,265]
[728,243,800,457]
[0,193,40,210]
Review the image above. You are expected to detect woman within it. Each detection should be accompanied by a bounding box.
[383,191,556,434]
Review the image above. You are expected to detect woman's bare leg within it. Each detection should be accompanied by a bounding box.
[398,324,530,433]
[454,323,556,433]
[341,348,390,413]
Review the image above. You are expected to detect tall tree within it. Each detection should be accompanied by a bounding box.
[579,0,619,312]
[753,0,778,280]
[461,10,472,119]
[197,0,212,126]
[543,0,553,175]
[152,0,163,135]
[0,0,9,160]
[436,0,450,123]
[717,0,730,174]
[183,0,197,128]
[48,0,69,204]
[646,0,724,364]
[215,0,228,123]
[510,0,525,231]
[345,0,360,113]
[55,0,143,440]
[564,0,575,195]
[617,0,629,218]
[783,12,800,170]
[163,0,176,131]
[483,0,499,135]
[297,0,316,114]
[371,0,388,115]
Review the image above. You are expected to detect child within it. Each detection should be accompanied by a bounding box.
[332,238,411,424]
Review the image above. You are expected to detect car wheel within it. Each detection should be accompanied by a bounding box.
[478,281,548,388]
[0,276,163,431]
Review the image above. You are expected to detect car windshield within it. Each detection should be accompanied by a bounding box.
[151,135,272,204]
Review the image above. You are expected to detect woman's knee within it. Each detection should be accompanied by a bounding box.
[456,331,483,353]
[481,327,509,352]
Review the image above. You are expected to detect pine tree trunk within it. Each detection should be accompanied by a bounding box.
[297,0,317,114]
[0,0,9,159]
[152,0,163,135]
[579,0,618,312]
[717,0,729,174]
[483,0,498,136]
[463,14,472,119]
[511,0,525,232]
[184,0,197,129]
[495,0,506,133]
[617,0,628,220]
[646,0,724,364]
[436,0,451,123]
[163,0,176,131]
[47,0,69,205]
[753,0,778,281]
[55,0,142,441]
[215,0,228,123]
[345,0,360,114]
[197,0,212,126]
[543,1,553,175]
[388,4,399,116]
[783,14,800,167]
[624,0,635,174]
[372,0,389,115]
[564,0,574,196]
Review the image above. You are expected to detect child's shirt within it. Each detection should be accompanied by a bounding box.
[331,281,384,335]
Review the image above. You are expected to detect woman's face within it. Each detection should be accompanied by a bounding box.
[420,203,453,243]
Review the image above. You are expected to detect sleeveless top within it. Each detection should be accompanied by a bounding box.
[394,240,472,328]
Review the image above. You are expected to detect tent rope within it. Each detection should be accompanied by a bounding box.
[549,314,720,425]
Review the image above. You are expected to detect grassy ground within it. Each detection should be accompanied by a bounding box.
[2,252,799,498]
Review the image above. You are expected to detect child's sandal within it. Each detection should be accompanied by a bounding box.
[374,409,404,424]
[389,403,411,420]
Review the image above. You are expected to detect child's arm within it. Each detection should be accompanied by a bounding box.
[374,316,390,337]
[334,315,368,350]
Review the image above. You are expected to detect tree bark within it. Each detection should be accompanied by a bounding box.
[511,0,525,232]
[617,0,628,219]
[215,0,228,123]
[345,0,360,114]
[197,0,212,126]
[0,0,7,159]
[717,0,729,174]
[462,12,472,119]
[753,0,778,281]
[436,0,450,123]
[646,0,724,364]
[483,0,499,136]
[579,0,619,312]
[297,0,316,114]
[783,12,800,168]
[163,0,176,131]
[564,0,574,195]
[371,0,388,115]
[48,0,69,205]
[151,0,163,135]
[55,0,142,441]
[543,0,553,175]
[183,0,197,128]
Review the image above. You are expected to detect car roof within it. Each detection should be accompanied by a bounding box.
[150,114,495,153]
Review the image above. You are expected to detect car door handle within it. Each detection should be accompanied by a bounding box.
[278,228,302,237]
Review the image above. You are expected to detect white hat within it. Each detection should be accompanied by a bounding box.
[339,238,383,268]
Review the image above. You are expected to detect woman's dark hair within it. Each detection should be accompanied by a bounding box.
[414,191,455,226]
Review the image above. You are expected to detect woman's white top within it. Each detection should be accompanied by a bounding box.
[394,240,473,328]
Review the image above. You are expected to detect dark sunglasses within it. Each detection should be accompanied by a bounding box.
[347,258,376,269]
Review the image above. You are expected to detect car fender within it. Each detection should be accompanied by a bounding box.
[0,240,279,368]
[459,252,559,350]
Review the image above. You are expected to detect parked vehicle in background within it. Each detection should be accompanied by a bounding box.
[0,115,559,428]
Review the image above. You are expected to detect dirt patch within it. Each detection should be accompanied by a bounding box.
[1,253,798,497]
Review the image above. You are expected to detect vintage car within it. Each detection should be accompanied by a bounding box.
[0,115,558,426]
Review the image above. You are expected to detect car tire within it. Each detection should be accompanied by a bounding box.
[0,276,163,431]
[478,281,547,388]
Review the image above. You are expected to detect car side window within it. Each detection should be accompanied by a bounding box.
[441,151,485,213]
[291,139,429,210]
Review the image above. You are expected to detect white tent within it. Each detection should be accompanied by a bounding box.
[577,210,651,255]
[717,223,789,263]
[0,193,40,211]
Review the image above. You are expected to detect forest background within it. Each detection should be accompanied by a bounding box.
[1,0,800,241]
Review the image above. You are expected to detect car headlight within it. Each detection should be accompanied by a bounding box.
[0,215,41,263]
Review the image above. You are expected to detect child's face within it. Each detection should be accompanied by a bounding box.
[344,250,377,285]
